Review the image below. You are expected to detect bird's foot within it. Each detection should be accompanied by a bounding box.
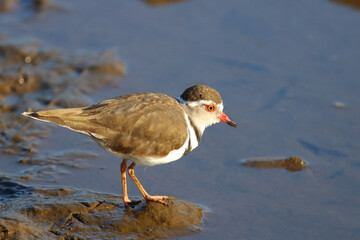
[123,196,131,205]
[123,196,141,208]
[144,195,169,206]
[124,200,142,208]
[123,196,143,208]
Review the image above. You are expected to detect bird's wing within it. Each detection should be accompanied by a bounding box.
[23,93,188,158]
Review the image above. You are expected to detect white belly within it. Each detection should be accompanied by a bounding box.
[105,134,191,166]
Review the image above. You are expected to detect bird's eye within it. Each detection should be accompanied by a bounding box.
[205,104,216,112]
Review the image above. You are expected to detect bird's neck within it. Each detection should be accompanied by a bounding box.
[176,98,205,142]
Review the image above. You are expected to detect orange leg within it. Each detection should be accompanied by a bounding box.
[120,159,131,205]
[127,162,168,205]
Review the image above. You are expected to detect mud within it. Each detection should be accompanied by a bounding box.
[0,0,64,14]
[144,0,188,6]
[0,40,124,183]
[0,41,123,154]
[0,176,205,239]
[331,0,360,10]
[242,157,307,172]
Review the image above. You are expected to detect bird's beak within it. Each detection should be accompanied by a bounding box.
[218,112,237,128]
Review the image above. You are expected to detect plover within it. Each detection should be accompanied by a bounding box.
[22,85,236,205]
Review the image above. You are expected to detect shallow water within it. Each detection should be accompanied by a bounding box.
[1,0,360,239]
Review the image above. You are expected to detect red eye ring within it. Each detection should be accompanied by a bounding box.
[205,104,216,112]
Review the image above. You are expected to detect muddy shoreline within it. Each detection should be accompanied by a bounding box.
[0,176,206,239]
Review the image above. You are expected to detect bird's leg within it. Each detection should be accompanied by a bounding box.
[127,162,168,205]
[120,159,131,205]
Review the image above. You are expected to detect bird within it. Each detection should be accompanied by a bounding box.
[22,85,236,205]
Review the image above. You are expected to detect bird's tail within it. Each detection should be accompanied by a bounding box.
[22,108,90,135]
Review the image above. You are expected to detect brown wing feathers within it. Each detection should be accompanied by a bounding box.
[22,93,188,159]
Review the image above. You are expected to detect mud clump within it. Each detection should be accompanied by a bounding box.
[144,0,188,6]
[242,156,307,172]
[331,0,360,11]
[0,176,205,239]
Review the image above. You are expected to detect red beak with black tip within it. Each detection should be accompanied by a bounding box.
[218,112,237,128]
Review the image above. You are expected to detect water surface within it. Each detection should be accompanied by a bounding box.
[1,0,360,239]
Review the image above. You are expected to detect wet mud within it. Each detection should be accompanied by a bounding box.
[0,0,64,15]
[144,0,188,6]
[330,0,360,10]
[0,40,124,180]
[0,176,205,239]
[242,156,307,172]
